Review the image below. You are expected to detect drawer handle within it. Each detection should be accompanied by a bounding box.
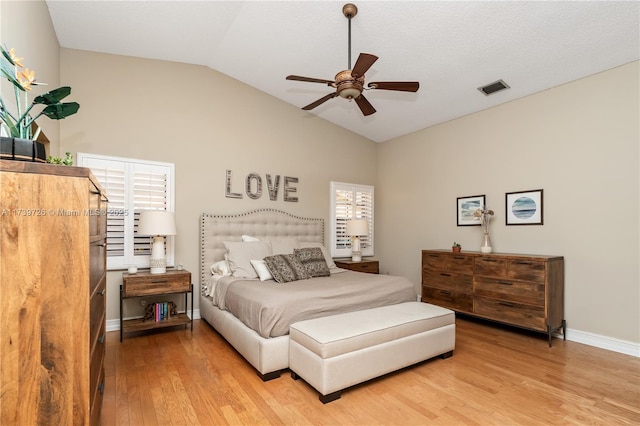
[452,256,465,260]
[98,381,105,395]
[99,334,105,344]
[439,290,451,295]
[151,280,168,284]
[439,273,452,277]
[498,281,512,286]
[482,258,498,262]
[498,301,514,307]
[514,261,533,265]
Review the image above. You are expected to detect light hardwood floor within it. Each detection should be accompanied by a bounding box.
[101,317,639,425]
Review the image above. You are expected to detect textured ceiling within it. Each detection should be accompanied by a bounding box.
[46,1,639,143]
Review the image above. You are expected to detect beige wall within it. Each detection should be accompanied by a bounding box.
[377,61,640,344]
[0,0,60,150]
[59,48,377,321]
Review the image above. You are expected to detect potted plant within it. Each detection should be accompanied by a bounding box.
[0,46,80,162]
[452,242,461,253]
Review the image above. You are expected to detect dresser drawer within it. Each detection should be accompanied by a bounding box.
[123,271,191,296]
[90,238,106,295]
[474,276,545,306]
[507,259,546,282]
[422,270,473,293]
[422,286,473,312]
[422,252,473,274]
[90,276,106,346]
[474,296,545,331]
[88,187,107,237]
[475,256,546,283]
[90,366,105,426]
[89,319,105,409]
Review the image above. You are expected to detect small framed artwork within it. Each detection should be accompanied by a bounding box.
[505,189,543,225]
[457,194,485,226]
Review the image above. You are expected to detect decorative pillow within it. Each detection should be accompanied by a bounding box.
[268,237,300,255]
[250,259,274,281]
[263,254,310,283]
[299,242,337,269]
[241,235,260,242]
[223,241,272,279]
[294,247,330,277]
[210,260,231,276]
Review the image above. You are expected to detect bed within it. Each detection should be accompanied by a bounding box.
[199,209,417,380]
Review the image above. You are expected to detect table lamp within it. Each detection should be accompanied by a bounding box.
[346,219,368,262]
[137,210,176,274]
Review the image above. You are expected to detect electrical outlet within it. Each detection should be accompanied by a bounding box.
[139,300,147,307]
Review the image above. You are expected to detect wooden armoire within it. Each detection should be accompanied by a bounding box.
[0,160,107,425]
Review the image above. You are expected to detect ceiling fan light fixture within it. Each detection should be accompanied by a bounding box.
[339,87,361,99]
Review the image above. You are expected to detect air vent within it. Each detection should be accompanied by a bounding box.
[478,79,510,96]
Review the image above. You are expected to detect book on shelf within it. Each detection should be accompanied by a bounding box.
[153,301,171,322]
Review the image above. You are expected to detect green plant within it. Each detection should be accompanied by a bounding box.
[452,242,461,248]
[47,152,73,166]
[0,46,79,140]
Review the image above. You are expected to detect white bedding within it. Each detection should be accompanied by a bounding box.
[205,269,417,338]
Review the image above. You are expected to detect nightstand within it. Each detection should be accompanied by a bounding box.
[120,269,193,341]
[334,259,379,274]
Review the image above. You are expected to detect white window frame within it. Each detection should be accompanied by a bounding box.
[78,153,175,271]
[330,181,374,258]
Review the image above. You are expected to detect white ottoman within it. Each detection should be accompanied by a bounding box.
[289,301,455,403]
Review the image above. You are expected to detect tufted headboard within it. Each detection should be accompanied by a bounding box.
[200,209,324,286]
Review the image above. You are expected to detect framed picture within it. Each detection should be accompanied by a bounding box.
[505,189,543,225]
[457,195,485,226]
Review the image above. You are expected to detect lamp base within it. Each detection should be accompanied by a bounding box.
[351,251,362,262]
[149,258,166,274]
[150,235,167,274]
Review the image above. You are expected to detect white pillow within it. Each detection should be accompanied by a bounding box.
[210,260,231,276]
[241,235,260,242]
[223,241,272,278]
[250,259,274,281]
[299,241,337,269]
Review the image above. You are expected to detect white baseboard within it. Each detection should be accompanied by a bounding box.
[566,327,639,357]
[105,309,201,333]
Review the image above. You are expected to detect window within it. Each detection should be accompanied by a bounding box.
[330,181,374,258]
[78,153,175,270]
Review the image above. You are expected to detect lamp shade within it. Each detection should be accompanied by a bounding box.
[137,211,176,236]
[346,219,368,236]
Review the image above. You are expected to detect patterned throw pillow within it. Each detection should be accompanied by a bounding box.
[263,254,311,283]
[294,247,330,278]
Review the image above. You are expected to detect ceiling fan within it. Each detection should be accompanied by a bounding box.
[286,3,419,116]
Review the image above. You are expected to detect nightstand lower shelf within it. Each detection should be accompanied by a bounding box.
[122,313,191,334]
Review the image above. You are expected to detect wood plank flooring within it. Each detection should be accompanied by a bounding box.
[101,317,639,425]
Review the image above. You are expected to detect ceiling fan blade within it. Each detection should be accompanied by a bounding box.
[301,92,339,110]
[368,81,420,92]
[286,75,335,85]
[351,53,378,78]
[354,94,376,116]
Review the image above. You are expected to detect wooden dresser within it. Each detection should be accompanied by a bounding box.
[421,249,565,346]
[0,161,107,425]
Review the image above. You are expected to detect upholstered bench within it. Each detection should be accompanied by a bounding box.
[289,301,455,403]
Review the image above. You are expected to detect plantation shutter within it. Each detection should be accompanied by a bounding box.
[78,153,175,270]
[330,182,374,258]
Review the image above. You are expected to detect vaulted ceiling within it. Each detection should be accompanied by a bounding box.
[46,1,639,142]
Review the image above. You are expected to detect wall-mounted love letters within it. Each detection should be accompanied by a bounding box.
[225,170,298,202]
